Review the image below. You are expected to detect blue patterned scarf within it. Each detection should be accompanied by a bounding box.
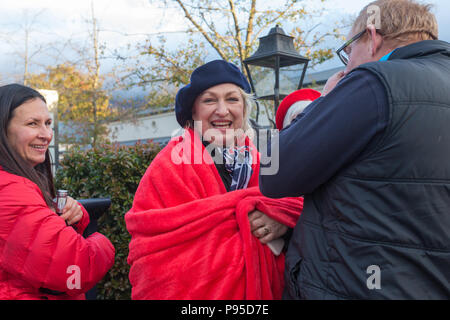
[221,145,253,191]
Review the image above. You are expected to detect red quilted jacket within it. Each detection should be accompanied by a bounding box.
[0,167,115,300]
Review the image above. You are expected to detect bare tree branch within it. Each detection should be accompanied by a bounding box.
[173,0,227,60]
[244,0,257,58]
[228,0,244,66]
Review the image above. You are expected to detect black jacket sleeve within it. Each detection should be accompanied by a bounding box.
[259,70,389,198]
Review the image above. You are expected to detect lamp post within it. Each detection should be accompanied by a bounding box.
[243,25,310,128]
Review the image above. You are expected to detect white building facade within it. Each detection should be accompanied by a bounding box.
[108,111,182,146]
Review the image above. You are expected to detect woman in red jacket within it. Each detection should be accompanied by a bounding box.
[126,60,302,299]
[0,84,115,300]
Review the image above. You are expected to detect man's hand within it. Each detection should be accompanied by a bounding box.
[248,210,288,244]
[322,70,345,96]
[59,196,84,226]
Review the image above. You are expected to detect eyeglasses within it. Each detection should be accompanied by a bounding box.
[336,30,366,66]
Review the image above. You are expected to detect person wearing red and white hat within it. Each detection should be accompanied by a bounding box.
[275,88,321,130]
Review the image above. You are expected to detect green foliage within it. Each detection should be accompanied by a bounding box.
[55,141,162,299]
[28,63,115,146]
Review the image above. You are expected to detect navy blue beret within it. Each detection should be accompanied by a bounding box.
[175,60,251,127]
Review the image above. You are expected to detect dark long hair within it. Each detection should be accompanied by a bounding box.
[0,84,55,207]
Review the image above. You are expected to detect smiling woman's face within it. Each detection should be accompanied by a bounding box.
[6,98,53,168]
[192,83,245,146]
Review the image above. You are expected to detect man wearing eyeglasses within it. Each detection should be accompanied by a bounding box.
[259,0,450,299]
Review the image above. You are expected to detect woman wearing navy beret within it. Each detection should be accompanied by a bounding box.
[126,60,303,299]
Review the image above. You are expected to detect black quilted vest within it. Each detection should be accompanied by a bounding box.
[284,40,450,299]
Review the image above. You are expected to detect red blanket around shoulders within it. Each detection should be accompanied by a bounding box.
[125,129,302,299]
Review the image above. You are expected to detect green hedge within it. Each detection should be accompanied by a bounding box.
[55,141,162,299]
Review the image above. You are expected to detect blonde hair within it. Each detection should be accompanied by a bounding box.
[239,87,255,132]
[353,0,438,46]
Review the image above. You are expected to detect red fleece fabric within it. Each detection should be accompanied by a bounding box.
[126,129,303,300]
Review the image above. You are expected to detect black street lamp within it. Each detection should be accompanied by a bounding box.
[244,25,310,128]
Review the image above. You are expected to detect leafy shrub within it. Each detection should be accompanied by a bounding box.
[55,141,162,299]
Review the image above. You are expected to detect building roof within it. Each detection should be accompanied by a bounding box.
[303,66,344,86]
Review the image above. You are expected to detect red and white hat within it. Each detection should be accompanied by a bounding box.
[275,88,321,130]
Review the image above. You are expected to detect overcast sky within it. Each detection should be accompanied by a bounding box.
[0,0,448,84]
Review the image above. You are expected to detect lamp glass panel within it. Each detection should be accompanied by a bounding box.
[257,99,275,118]
[247,64,275,98]
[279,63,304,96]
